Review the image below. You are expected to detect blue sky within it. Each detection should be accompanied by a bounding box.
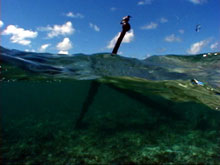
[1,0,220,58]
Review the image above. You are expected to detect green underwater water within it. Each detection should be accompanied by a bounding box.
[1,78,220,164]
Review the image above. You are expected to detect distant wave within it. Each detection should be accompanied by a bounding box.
[1,46,220,87]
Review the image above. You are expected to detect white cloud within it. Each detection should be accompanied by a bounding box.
[187,39,210,54]
[123,29,135,43]
[118,51,123,55]
[58,50,68,54]
[2,25,37,45]
[157,47,167,53]
[66,12,84,18]
[165,34,181,42]
[141,22,158,30]
[188,0,207,4]
[39,44,50,52]
[110,7,117,11]
[107,29,134,49]
[89,23,100,32]
[0,20,4,28]
[138,0,153,5]
[145,54,152,58]
[39,21,75,38]
[25,49,35,52]
[210,42,218,50]
[160,17,168,23]
[48,22,74,38]
[107,35,118,49]
[179,29,185,34]
[56,37,72,54]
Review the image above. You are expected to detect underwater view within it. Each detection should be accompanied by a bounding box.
[1,46,220,164]
[1,0,220,164]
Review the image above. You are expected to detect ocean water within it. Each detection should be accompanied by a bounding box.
[1,46,220,164]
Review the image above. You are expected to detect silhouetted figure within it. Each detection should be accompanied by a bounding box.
[112,15,131,55]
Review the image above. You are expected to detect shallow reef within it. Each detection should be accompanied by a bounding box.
[1,79,220,164]
[1,46,220,164]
